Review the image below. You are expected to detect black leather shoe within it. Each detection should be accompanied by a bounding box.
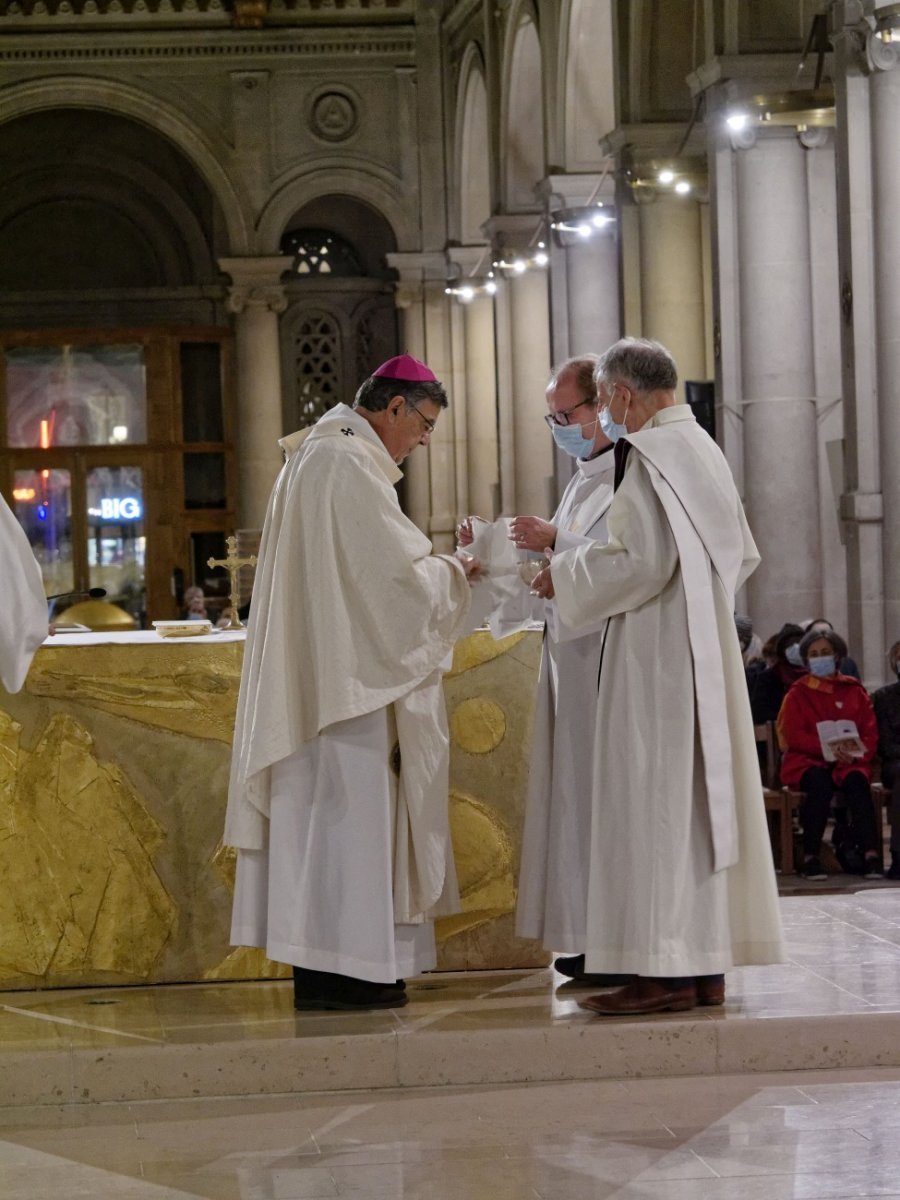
[553,954,634,988]
[554,954,587,978]
[293,967,407,1011]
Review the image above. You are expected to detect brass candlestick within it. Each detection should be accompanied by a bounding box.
[207,536,257,630]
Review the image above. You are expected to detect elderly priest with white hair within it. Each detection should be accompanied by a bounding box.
[1,492,48,694]
[532,338,785,1015]
[225,355,479,1012]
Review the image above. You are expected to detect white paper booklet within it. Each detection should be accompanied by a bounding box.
[816,719,865,762]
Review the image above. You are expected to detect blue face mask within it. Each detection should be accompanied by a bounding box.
[551,420,596,459]
[785,643,804,667]
[809,656,837,678]
[598,400,629,443]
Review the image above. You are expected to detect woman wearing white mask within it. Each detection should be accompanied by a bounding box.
[777,628,882,880]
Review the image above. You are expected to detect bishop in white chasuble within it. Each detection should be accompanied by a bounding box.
[225,357,474,1008]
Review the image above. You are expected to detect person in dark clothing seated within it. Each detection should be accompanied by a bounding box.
[804,618,861,679]
[778,628,882,881]
[873,639,900,880]
[749,623,806,726]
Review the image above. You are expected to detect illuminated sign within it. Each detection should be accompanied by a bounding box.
[12,487,36,501]
[99,497,142,521]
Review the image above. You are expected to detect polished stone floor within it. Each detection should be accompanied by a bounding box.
[4,892,900,1197]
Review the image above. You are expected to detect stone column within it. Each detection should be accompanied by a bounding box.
[831,6,890,683]
[639,194,707,385]
[732,128,822,634]
[219,256,292,530]
[804,131,847,635]
[486,216,554,518]
[387,253,459,551]
[541,173,620,361]
[870,35,900,656]
[448,246,500,520]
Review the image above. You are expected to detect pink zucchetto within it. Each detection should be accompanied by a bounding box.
[371,354,438,383]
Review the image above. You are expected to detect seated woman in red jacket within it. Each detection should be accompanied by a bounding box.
[777,628,882,881]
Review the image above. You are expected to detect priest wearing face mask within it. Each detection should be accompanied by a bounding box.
[531,337,785,1015]
[777,628,882,881]
[461,356,621,983]
[225,355,479,1012]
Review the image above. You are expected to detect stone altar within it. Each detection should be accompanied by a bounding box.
[0,628,546,991]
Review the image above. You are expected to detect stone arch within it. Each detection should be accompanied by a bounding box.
[501,2,546,211]
[455,45,492,244]
[561,0,616,171]
[0,157,213,287]
[0,76,251,254]
[257,165,414,254]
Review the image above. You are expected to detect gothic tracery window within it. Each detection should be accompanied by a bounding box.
[294,313,341,428]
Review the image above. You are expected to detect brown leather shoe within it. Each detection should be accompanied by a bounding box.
[696,976,725,1006]
[579,977,698,1016]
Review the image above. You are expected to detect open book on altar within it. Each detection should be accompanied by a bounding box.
[816,719,866,762]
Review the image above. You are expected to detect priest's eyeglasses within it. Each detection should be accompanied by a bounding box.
[408,403,437,435]
[544,398,597,428]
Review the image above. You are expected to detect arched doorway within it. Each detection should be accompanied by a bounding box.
[0,109,235,624]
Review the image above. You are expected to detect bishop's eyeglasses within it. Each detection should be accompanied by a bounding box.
[409,403,437,435]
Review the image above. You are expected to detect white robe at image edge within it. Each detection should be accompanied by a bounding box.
[0,493,47,694]
[550,407,785,977]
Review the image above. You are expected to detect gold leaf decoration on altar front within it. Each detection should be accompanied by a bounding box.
[436,789,515,941]
[450,697,507,754]
[445,630,528,678]
[0,710,176,980]
[26,644,243,743]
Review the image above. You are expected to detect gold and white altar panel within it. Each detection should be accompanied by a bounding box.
[0,629,546,991]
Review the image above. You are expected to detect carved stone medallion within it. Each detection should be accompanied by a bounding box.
[310,89,358,142]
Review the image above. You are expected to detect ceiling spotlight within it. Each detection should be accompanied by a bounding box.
[576,223,591,238]
[459,286,475,302]
[657,169,675,185]
[512,258,527,273]
[592,213,613,228]
[533,251,549,267]
[675,180,692,195]
[485,280,497,295]
[726,111,749,131]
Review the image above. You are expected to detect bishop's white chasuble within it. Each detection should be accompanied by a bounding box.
[226,404,471,982]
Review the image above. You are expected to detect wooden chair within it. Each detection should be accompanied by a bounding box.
[758,721,888,874]
[755,722,799,875]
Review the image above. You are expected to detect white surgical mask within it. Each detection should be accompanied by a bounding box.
[598,388,629,443]
[808,656,837,678]
[785,643,804,667]
[551,420,596,459]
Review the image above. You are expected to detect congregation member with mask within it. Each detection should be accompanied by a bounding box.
[777,627,882,881]
[748,622,806,726]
